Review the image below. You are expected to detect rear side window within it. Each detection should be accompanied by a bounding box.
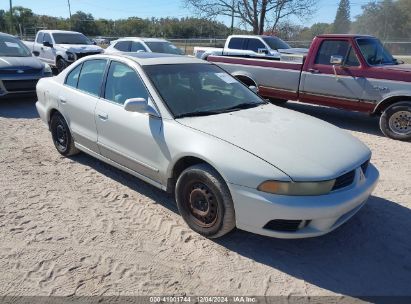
[246,39,266,52]
[104,61,148,105]
[65,63,82,88]
[131,41,146,52]
[36,32,44,43]
[77,59,107,96]
[228,38,245,50]
[114,41,131,52]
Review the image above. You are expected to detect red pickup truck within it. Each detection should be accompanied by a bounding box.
[207,34,411,141]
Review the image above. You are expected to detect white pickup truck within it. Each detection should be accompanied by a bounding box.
[193,35,307,60]
[24,30,103,72]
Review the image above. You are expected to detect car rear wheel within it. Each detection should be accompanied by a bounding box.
[380,101,411,141]
[175,163,236,238]
[56,58,68,73]
[50,113,79,156]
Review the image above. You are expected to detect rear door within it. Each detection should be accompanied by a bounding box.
[95,60,163,182]
[59,59,108,153]
[300,39,367,111]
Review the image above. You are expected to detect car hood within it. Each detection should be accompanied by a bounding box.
[177,104,371,181]
[58,44,103,53]
[0,56,44,69]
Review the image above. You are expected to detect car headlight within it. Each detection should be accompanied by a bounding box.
[43,63,52,76]
[66,51,75,61]
[257,180,335,196]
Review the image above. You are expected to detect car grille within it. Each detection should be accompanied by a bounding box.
[263,219,303,232]
[332,170,356,191]
[2,79,38,92]
[75,52,101,60]
[0,68,42,75]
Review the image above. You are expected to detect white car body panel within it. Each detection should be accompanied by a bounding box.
[35,53,379,239]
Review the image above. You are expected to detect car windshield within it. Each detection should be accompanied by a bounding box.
[144,63,264,118]
[0,36,31,57]
[357,38,397,65]
[52,33,93,45]
[145,41,184,55]
[262,37,290,50]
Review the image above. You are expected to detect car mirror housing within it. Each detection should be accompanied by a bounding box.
[43,41,53,48]
[124,98,160,117]
[330,55,344,65]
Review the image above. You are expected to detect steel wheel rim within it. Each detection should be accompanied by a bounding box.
[54,117,68,150]
[184,181,218,228]
[389,110,411,135]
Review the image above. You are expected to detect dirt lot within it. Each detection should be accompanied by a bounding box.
[0,98,410,298]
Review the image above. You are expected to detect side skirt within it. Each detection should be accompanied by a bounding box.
[74,142,167,192]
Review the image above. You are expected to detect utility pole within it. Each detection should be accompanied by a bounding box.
[230,0,234,35]
[67,0,72,29]
[9,0,13,34]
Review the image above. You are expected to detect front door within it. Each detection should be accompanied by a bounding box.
[59,59,107,153]
[300,39,368,111]
[95,60,164,182]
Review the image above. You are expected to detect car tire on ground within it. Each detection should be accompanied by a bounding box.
[56,58,68,73]
[50,113,79,156]
[175,163,236,238]
[379,101,411,141]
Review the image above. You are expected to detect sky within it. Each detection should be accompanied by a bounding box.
[1,0,373,27]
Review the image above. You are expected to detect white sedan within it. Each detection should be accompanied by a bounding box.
[35,53,379,239]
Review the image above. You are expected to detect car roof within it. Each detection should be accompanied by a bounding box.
[0,32,18,39]
[316,34,376,39]
[38,30,82,34]
[93,52,208,66]
[114,37,168,43]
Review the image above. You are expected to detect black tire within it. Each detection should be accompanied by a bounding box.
[379,101,411,141]
[56,58,68,73]
[175,163,236,238]
[50,113,79,156]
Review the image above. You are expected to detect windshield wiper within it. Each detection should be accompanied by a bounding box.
[218,102,262,113]
[175,110,222,118]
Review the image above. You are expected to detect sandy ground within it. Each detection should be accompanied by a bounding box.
[0,98,410,298]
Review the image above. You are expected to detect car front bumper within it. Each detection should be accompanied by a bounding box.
[230,164,379,239]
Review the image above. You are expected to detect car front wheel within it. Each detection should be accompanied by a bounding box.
[56,58,68,73]
[50,113,79,156]
[175,164,236,238]
[380,101,411,141]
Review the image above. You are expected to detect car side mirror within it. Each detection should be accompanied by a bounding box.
[257,48,269,55]
[330,55,344,65]
[249,85,259,94]
[43,41,53,48]
[124,98,160,117]
[32,51,40,56]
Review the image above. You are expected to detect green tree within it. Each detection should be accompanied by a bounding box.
[332,0,350,34]
[352,0,408,40]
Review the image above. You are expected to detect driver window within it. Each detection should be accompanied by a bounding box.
[43,33,52,44]
[315,40,349,65]
[104,61,148,105]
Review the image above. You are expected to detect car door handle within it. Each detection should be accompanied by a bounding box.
[40,47,44,50]
[59,96,67,104]
[308,68,320,74]
[97,112,108,120]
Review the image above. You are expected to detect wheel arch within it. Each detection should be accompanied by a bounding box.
[373,95,411,115]
[166,155,227,194]
[231,72,258,87]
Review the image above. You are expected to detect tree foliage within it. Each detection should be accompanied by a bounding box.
[332,0,350,34]
[184,0,318,34]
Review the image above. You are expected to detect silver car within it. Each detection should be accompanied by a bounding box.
[36,53,379,239]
